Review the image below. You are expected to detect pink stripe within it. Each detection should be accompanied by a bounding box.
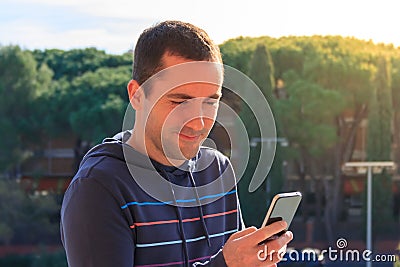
[135,255,211,267]
[130,209,238,229]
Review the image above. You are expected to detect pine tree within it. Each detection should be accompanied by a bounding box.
[248,44,275,106]
[238,43,281,226]
[366,56,394,239]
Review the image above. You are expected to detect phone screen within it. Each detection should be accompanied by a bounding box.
[267,195,302,228]
[260,192,302,243]
[261,192,302,229]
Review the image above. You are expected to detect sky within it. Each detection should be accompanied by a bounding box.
[1,0,399,55]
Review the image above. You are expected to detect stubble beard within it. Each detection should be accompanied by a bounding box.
[157,131,205,162]
[164,133,203,161]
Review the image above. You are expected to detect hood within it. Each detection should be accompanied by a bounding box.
[81,130,195,178]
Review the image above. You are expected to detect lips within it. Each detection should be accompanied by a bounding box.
[178,133,201,141]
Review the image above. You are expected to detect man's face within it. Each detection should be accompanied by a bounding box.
[141,54,222,164]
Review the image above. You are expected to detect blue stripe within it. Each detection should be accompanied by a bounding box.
[121,190,236,209]
[137,239,182,248]
[209,229,237,238]
[121,201,174,209]
[136,229,238,248]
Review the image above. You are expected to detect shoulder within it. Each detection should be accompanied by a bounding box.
[65,151,134,208]
[76,155,127,180]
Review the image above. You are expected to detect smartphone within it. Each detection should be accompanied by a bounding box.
[260,191,302,240]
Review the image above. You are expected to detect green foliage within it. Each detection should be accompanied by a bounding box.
[302,48,375,109]
[365,56,394,235]
[248,44,275,106]
[0,46,53,172]
[221,35,397,226]
[392,57,400,113]
[237,43,279,226]
[276,71,344,157]
[391,56,400,176]
[64,66,130,143]
[0,179,60,245]
[273,45,305,78]
[220,36,264,74]
[0,45,132,174]
[32,48,131,80]
[367,57,393,161]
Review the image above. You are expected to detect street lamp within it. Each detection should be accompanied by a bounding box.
[250,137,289,204]
[250,137,289,148]
[342,161,396,267]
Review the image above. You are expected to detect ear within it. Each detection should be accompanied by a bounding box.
[127,80,144,110]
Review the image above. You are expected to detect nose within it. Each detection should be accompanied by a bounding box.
[185,116,205,132]
[184,101,205,131]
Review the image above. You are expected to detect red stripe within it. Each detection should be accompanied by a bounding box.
[129,209,237,229]
[135,255,211,267]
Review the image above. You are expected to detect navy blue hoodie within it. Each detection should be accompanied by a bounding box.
[61,131,243,266]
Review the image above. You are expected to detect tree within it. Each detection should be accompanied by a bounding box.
[0,179,60,245]
[0,45,52,175]
[220,36,399,240]
[220,36,270,74]
[248,44,275,105]
[32,48,131,80]
[391,57,400,183]
[365,56,394,239]
[303,44,375,234]
[238,44,278,226]
[62,66,130,144]
[275,71,344,238]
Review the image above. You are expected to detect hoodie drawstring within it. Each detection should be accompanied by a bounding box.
[159,168,190,267]
[154,161,212,267]
[188,171,211,247]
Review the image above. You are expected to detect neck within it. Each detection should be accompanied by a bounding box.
[126,128,185,167]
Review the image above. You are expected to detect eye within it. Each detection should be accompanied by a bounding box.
[204,99,219,106]
[170,100,188,105]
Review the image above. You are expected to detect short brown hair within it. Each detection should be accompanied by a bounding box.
[132,20,222,95]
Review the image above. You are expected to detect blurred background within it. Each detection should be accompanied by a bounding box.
[1,0,399,266]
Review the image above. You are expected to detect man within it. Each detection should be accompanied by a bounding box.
[61,20,292,267]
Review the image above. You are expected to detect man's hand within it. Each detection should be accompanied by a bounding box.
[222,221,293,267]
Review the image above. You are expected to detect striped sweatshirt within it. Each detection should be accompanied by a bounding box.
[61,132,243,267]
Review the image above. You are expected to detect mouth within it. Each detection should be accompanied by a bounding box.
[178,133,201,142]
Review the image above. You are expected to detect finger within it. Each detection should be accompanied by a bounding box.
[255,249,283,267]
[265,231,293,252]
[275,244,287,261]
[230,226,257,240]
[278,244,287,256]
[258,245,287,266]
[265,252,285,265]
[245,221,287,244]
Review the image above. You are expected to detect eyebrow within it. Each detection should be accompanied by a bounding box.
[166,93,221,100]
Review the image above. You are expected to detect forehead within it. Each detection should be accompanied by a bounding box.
[145,55,223,100]
[164,82,222,99]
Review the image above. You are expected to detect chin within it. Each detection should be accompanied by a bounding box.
[180,146,201,160]
[162,146,199,161]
